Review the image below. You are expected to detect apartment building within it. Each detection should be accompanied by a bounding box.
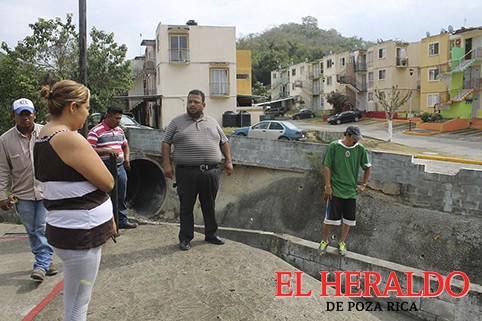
[437,27,482,118]
[365,40,420,113]
[419,32,451,114]
[323,51,352,108]
[127,20,237,129]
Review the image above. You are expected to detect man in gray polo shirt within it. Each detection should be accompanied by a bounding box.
[162,89,233,251]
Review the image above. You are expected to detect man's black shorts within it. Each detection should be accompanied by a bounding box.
[324,196,356,226]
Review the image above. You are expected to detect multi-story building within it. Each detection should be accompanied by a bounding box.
[365,40,420,113]
[419,32,451,114]
[437,27,482,118]
[126,20,237,129]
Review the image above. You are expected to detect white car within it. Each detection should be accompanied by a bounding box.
[232,120,307,141]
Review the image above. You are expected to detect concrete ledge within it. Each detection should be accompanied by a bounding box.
[403,130,440,136]
[210,226,482,321]
[414,154,482,166]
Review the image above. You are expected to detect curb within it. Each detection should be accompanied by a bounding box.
[414,154,482,165]
[403,130,439,136]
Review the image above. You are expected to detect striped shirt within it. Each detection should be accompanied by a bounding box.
[163,114,228,165]
[34,130,114,250]
[87,121,128,166]
[0,124,43,201]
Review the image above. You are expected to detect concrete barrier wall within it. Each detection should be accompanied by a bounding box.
[229,136,482,217]
[207,226,482,321]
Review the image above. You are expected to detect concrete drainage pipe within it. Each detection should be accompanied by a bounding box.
[126,159,166,219]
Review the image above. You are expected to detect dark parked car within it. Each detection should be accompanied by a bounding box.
[327,110,363,125]
[232,120,307,141]
[264,106,286,117]
[291,108,315,120]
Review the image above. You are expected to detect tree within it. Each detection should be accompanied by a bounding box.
[252,80,269,98]
[0,14,132,133]
[237,17,370,88]
[374,85,412,142]
[325,90,350,114]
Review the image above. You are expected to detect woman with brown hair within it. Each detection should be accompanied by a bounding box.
[34,79,116,320]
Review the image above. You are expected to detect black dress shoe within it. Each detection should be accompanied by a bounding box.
[179,241,191,251]
[119,221,138,229]
[205,234,225,245]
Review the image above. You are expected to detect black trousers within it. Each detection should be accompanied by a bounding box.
[175,166,220,242]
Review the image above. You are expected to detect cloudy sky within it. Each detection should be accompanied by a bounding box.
[1,0,480,59]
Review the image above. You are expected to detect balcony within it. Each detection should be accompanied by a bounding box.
[169,49,190,63]
[396,57,409,67]
[144,61,155,75]
[355,62,367,72]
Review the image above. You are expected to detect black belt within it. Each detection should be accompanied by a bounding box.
[177,164,220,172]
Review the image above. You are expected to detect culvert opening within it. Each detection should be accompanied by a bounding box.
[126,159,166,219]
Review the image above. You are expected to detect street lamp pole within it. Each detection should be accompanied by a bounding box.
[409,68,414,131]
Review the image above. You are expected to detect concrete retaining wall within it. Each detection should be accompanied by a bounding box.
[207,226,482,321]
[229,136,482,217]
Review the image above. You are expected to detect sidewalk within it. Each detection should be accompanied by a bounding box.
[1,223,412,321]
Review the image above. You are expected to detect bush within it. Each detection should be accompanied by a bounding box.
[420,112,431,122]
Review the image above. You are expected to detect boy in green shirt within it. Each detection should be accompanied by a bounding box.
[319,125,372,256]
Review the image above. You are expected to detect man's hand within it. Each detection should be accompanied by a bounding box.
[0,199,12,211]
[323,186,332,201]
[223,162,233,176]
[123,160,131,171]
[163,163,174,179]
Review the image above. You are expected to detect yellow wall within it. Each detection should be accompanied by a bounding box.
[419,33,450,113]
[236,50,252,95]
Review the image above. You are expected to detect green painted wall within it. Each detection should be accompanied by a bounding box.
[444,46,474,119]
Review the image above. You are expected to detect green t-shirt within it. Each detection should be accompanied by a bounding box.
[322,140,371,199]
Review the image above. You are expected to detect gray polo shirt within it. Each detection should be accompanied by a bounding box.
[0,123,43,200]
[163,114,228,165]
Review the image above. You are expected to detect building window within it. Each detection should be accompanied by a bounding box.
[169,34,189,62]
[326,59,333,68]
[210,68,229,96]
[428,68,439,81]
[378,69,386,80]
[326,76,332,85]
[300,66,304,75]
[339,57,345,66]
[368,92,374,101]
[367,51,374,67]
[237,74,250,79]
[378,48,386,59]
[429,42,439,56]
[368,72,374,87]
[427,94,440,107]
[292,68,296,76]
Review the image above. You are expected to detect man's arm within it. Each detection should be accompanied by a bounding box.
[122,141,130,170]
[0,142,12,210]
[357,166,372,194]
[323,165,332,201]
[220,141,233,176]
[162,142,173,179]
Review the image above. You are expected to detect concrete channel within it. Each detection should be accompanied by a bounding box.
[123,127,482,320]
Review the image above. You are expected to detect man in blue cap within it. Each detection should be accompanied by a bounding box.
[0,98,57,282]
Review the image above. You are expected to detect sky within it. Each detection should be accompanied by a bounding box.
[0,0,481,60]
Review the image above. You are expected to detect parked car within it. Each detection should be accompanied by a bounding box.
[264,106,286,117]
[327,110,363,125]
[88,112,152,130]
[291,108,315,120]
[232,120,307,141]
